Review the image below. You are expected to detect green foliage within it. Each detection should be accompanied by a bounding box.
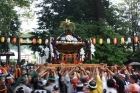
[90,25,133,65]
[0,0,30,51]
[0,0,30,36]
[36,0,133,65]
[130,48,140,62]
[28,31,50,57]
[31,54,36,59]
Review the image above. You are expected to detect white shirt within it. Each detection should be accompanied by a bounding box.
[125,83,140,93]
[14,84,32,93]
[102,76,117,93]
[61,73,74,93]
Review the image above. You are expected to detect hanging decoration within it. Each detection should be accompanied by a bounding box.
[0,36,140,45]
[113,38,117,45]
[134,36,138,43]
[38,38,42,44]
[26,38,29,43]
[99,38,103,44]
[32,38,36,44]
[45,39,49,44]
[1,37,5,43]
[121,37,125,44]
[7,37,10,43]
[107,38,110,44]
[19,38,23,44]
[92,38,96,45]
[13,38,16,44]
[128,37,131,43]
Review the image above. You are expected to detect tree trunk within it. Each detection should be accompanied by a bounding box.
[94,0,104,21]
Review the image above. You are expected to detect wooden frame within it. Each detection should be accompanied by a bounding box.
[38,64,123,70]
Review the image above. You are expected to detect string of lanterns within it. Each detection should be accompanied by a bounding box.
[0,37,139,45]
[0,37,49,44]
[91,37,139,45]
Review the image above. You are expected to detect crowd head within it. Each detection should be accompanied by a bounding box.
[0,63,139,93]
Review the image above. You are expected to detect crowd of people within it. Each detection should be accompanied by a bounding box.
[0,63,140,93]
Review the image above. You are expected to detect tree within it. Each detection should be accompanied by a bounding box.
[0,0,30,52]
[90,24,132,65]
[28,31,50,57]
[116,0,140,52]
[36,0,96,37]
[36,0,132,65]
[0,0,30,36]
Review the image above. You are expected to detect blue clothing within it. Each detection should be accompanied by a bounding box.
[9,67,14,74]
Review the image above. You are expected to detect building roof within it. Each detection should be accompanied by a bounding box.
[0,52,15,56]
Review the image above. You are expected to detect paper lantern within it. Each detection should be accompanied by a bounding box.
[1,37,5,43]
[26,38,29,43]
[99,38,103,44]
[92,38,96,44]
[38,38,42,44]
[13,38,16,44]
[128,37,131,43]
[19,38,23,44]
[7,37,10,43]
[32,38,36,44]
[107,38,110,44]
[113,38,117,45]
[121,37,125,44]
[134,36,138,43]
[45,39,49,44]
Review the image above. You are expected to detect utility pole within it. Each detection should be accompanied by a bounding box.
[18,37,21,63]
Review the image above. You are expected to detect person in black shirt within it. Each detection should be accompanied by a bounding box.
[5,74,14,93]
[107,68,125,93]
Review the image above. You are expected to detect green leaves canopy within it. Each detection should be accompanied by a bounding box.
[36,0,133,65]
[0,0,30,52]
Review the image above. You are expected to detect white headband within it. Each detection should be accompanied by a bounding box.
[6,74,14,79]
[76,83,83,87]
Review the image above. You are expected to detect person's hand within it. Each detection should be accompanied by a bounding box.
[106,67,109,72]
[78,63,83,67]
[114,65,117,70]
[79,66,85,71]
[95,66,99,75]
[111,66,114,71]
[99,66,104,71]
[104,66,107,71]
[72,66,76,71]
[91,66,95,72]
[61,63,65,68]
